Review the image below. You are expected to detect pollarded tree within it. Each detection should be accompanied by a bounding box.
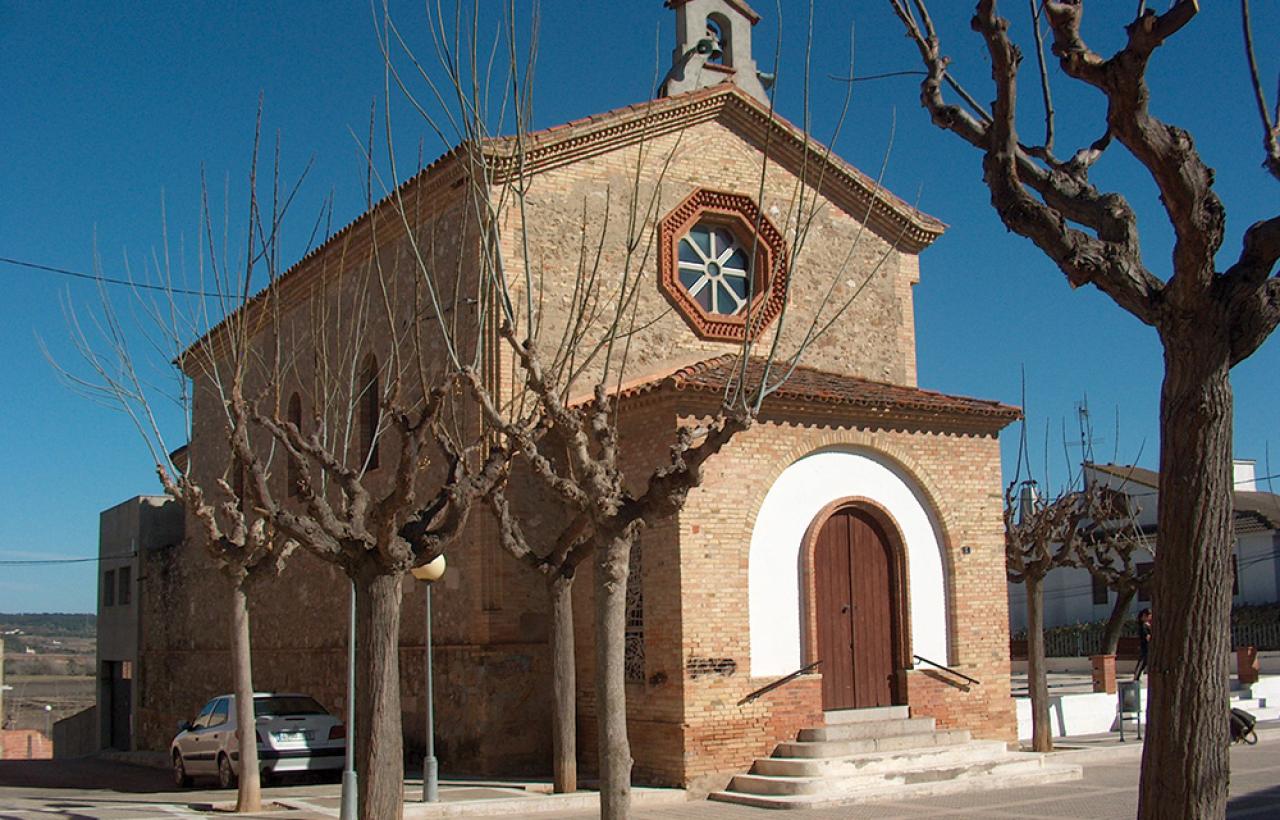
[63,112,507,818]
[377,3,936,815]
[886,2,1280,815]
[1005,478,1125,752]
[1073,475,1154,657]
[58,121,300,814]
[204,200,508,820]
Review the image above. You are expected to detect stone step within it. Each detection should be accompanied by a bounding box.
[710,760,1083,810]
[776,727,971,758]
[751,739,1009,778]
[728,753,1052,797]
[799,716,935,742]
[824,705,910,725]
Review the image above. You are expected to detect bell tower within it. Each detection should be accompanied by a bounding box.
[660,0,771,104]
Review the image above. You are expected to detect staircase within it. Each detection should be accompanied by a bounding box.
[710,706,1082,809]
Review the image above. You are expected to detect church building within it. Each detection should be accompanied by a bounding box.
[135,0,1031,799]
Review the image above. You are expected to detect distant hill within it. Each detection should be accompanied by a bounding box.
[0,613,96,639]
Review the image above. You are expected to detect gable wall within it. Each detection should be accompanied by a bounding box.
[489,115,922,402]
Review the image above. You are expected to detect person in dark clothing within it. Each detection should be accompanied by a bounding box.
[1133,608,1152,681]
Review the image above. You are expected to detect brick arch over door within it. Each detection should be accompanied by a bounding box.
[747,447,950,678]
[803,498,911,709]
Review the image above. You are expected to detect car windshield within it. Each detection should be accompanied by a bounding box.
[253,696,328,717]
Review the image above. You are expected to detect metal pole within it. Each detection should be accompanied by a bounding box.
[423,582,438,802]
[339,580,357,820]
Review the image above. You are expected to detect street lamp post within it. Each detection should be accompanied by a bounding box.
[338,580,357,820]
[410,555,447,803]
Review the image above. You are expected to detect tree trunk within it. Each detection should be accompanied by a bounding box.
[595,534,633,820]
[1137,344,1234,820]
[230,580,262,812]
[1025,573,1052,753]
[1102,586,1137,657]
[355,566,406,820]
[548,574,577,793]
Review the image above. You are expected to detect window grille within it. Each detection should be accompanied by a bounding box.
[624,541,644,683]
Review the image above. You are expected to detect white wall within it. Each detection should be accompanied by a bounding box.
[1011,532,1278,632]
[748,447,948,677]
[1237,532,1280,606]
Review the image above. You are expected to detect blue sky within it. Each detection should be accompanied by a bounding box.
[1,2,1276,613]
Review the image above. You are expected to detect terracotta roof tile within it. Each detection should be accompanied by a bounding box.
[615,354,1020,425]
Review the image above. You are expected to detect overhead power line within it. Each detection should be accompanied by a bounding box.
[1,255,223,298]
[0,553,136,566]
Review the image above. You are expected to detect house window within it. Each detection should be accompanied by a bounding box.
[1091,573,1108,606]
[677,224,753,315]
[624,540,645,683]
[103,569,116,607]
[359,355,380,471]
[287,392,303,497]
[1137,561,1154,603]
[1232,554,1239,596]
[118,566,132,606]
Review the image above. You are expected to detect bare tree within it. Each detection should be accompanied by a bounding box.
[886,1,1280,815]
[61,109,506,817]
[208,198,507,819]
[1005,479,1121,752]
[371,7,916,818]
[1241,0,1280,181]
[55,117,300,813]
[1074,487,1155,657]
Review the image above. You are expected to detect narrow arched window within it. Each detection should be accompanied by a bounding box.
[624,539,644,683]
[359,355,380,471]
[287,392,303,497]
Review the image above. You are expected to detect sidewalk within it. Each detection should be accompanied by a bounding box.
[266,722,1280,817]
[272,777,690,818]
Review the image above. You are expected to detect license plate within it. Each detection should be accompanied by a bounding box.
[275,731,310,742]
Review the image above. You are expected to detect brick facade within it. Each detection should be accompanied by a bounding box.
[140,84,1016,792]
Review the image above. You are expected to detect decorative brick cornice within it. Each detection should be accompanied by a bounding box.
[657,189,788,342]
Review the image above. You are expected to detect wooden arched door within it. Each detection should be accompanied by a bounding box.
[814,507,902,710]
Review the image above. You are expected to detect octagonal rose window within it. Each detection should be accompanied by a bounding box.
[659,189,789,343]
[678,225,753,315]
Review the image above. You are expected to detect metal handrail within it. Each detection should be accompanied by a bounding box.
[738,660,822,705]
[912,654,981,687]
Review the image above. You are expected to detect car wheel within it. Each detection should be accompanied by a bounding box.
[217,753,238,789]
[172,751,192,788]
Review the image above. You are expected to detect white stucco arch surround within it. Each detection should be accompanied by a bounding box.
[748,447,950,677]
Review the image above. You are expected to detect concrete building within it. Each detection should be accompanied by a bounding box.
[1009,460,1280,633]
[96,495,184,752]
[133,1,1041,798]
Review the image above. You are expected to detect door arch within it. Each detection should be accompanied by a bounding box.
[808,503,908,710]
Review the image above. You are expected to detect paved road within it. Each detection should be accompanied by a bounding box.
[557,743,1280,820]
[0,758,332,818]
[1,743,1278,818]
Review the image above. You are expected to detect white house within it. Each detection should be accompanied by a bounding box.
[1009,460,1280,633]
